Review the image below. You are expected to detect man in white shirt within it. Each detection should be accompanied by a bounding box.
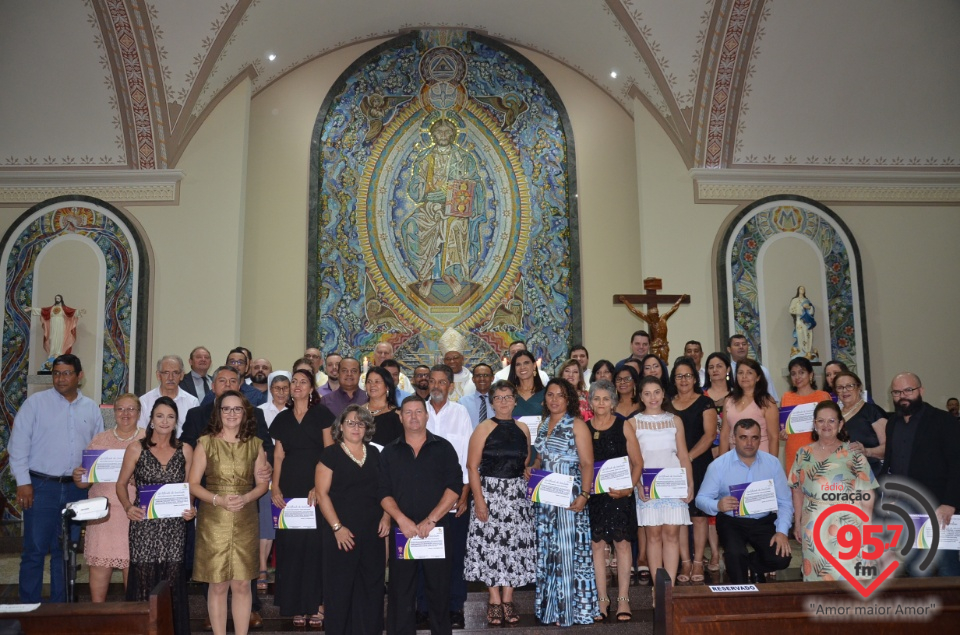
[360,341,413,392]
[423,364,472,627]
[459,363,494,428]
[304,347,327,387]
[728,334,779,402]
[138,354,200,436]
[493,340,551,384]
[439,328,475,402]
[570,344,591,387]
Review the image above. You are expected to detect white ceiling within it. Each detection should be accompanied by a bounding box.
[1,0,957,174]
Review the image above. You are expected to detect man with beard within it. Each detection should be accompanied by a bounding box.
[249,358,273,398]
[947,397,959,419]
[412,365,432,400]
[318,352,342,397]
[883,372,960,576]
[201,348,267,406]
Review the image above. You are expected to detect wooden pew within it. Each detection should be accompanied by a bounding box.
[654,569,960,634]
[1,580,172,635]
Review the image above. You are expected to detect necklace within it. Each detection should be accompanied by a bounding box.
[341,442,366,467]
[112,427,139,443]
[366,404,388,416]
[841,399,864,420]
[818,441,841,454]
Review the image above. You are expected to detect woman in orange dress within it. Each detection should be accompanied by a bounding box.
[780,357,831,474]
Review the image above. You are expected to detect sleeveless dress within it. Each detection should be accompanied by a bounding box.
[83,429,140,569]
[725,399,770,453]
[533,414,598,626]
[586,416,637,542]
[674,395,715,517]
[126,444,190,635]
[464,417,536,587]
[633,412,691,526]
[193,435,262,583]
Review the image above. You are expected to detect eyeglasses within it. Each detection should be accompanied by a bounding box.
[158,370,181,377]
[674,373,695,381]
[834,383,858,392]
[815,417,840,426]
[221,406,244,415]
[891,387,920,398]
[52,370,76,378]
[473,373,492,379]
[115,406,139,413]
[227,360,245,367]
[343,420,367,429]
[615,377,633,384]
[491,395,515,402]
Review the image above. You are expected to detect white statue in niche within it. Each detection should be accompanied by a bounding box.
[32,294,86,372]
[789,286,819,361]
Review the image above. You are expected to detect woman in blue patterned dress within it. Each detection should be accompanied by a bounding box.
[531,378,598,626]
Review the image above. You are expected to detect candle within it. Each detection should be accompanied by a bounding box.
[502,356,508,368]
[362,356,369,373]
[536,357,542,369]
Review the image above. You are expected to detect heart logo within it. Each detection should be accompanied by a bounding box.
[812,503,899,598]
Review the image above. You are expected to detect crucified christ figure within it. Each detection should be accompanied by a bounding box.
[617,294,686,363]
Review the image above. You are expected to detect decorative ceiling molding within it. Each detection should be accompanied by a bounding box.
[691,168,960,204]
[0,170,183,206]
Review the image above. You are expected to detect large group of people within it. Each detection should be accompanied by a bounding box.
[8,328,960,633]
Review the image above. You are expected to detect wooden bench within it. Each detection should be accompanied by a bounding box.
[654,569,960,634]
[1,580,172,635]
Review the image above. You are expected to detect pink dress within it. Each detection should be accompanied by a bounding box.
[84,428,141,569]
[724,399,769,454]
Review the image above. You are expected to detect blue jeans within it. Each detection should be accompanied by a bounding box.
[19,478,86,603]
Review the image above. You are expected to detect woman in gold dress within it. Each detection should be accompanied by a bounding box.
[189,390,270,635]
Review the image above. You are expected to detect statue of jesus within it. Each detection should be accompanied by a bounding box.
[618,294,686,362]
[32,295,85,365]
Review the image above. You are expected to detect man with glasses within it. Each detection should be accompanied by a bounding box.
[303,347,327,387]
[412,365,432,400]
[9,354,103,602]
[460,363,494,428]
[137,354,199,436]
[882,372,960,577]
[201,348,267,406]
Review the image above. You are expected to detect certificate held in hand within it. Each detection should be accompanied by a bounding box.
[641,468,687,499]
[395,527,446,559]
[592,456,632,494]
[272,498,318,529]
[729,479,778,517]
[526,468,575,507]
[81,449,125,483]
[139,483,191,519]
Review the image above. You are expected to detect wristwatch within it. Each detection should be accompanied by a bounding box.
[332,522,343,532]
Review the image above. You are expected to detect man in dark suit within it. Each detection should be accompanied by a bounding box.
[883,372,960,577]
[180,364,274,629]
[200,349,267,407]
[179,346,213,400]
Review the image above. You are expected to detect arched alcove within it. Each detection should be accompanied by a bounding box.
[0,195,150,517]
[717,195,869,388]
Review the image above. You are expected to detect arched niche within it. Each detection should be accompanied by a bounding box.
[0,195,150,422]
[717,195,869,389]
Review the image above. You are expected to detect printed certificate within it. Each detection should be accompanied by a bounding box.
[272,498,317,529]
[527,468,575,507]
[641,468,687,500]
[592,456,632,493]
[910,514,960,550]
[81,449,125,483]
[729,479,778,517]
[779,403,816,434]
[395,527,446,559]
[139,483,191,519]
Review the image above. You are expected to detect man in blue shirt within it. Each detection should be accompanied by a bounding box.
[9,354,104,602]
[200,348,266,407]
[458,363,493,429]
[696,418,793,584]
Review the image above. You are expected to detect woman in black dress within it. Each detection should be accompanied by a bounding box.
[463,380,535,626]
[270,368,335,628]
[116,397,195,635]
[834,371,886,477]
[586,380,642,622]
[363,366,403,447]
[670,358,716,585]
[316,405,390,635]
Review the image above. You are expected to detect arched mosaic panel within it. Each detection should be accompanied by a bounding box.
[0,195,149,519]
[308,30,580,369]
[718,195,869,385]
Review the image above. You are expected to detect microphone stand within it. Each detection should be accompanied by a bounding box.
[61,507,78,603]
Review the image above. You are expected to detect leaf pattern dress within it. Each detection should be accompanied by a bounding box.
[789,442,878,581]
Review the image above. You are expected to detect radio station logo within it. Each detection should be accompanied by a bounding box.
[812,478,946,599]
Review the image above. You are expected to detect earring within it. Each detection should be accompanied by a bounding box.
[149,422,154,429]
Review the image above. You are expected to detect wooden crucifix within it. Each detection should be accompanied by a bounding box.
[613,277,690,363]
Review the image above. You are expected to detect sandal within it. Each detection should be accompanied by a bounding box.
[257,570,269,591]
[616,597,632,622]
[705,557,721,573]
[594,597,609,622]
[503,601,520,624]
[691,560,705,584]
[636,565,651,586]
[308,613,324,629]
[677,560,692,585]
[292,615,306,628]
[487,603,504,626]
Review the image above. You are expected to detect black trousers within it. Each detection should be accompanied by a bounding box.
[715,513,791,584]
[388,531,451,635]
